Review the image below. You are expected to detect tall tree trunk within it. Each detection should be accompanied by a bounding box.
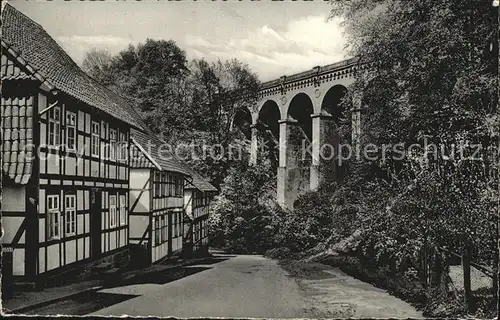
[419,245,428,289]
[461,244,475,313]
[423,237,429,290]
[495,211,499,312]
[439,251,450,297]
[493,252,498,312]
[431,248,443,290]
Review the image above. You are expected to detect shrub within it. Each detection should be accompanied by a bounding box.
[210,160,277,253]
[265,247,292,260]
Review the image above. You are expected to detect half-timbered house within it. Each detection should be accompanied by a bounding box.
[128,129,193,266]
[183,173,217,256]
[1,4,144,286]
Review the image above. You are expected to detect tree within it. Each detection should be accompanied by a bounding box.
[209,159,276,253]
[111,40,190,135]
[82,48,114,85]
[329,0,498,314]
[83,40,197,138]
[176,58,260,187]
[82,42,260,188]
[187,59,259,137]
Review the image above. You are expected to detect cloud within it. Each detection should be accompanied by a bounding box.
[55,15,347,81]
[57,35,134,65]
[184,14,347,81]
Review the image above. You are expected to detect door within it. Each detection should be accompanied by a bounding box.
[182,213,193,257]
[168,212,173,256]
[1,251,13,298]
[90,188,102,259]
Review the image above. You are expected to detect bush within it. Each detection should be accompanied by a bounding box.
[323,255,428,310]
[270,190,334,253]
[264,247,292,260]
[271,182,365,255]
[210,160,277,253]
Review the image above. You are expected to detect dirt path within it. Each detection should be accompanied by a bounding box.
[282,260,424,318]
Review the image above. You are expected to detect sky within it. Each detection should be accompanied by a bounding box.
[10,0,348,81]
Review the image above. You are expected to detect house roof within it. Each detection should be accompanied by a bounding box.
[130,128,217,192]
[1,54,37,81]
[185,169,218,192]
[1,3,144,129]
[130,128,194,176]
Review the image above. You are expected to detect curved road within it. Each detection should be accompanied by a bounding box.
[87,254,421,318]
[91,255,307,318]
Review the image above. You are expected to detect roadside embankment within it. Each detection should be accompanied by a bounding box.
[266,245,496,318]
[277,258,423,318]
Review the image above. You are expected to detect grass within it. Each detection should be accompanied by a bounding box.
[316,255,497,318]
[278,259,335,280]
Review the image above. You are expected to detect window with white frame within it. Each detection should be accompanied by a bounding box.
[110,129,117,160]
[178,176,183,196]
[158,216,163,244]
[154,171,161,197]
[177,212,181,237]
[178,212,183,237]
[47,194,60,239]
[92,121,100,157]
[101,121,107,138]
[172,175,177,196]
[167,174,172,196]
[173,175,178,196]
[65,194,76,235]
[170,174,175,196]
[66,111,76,150]
[173,211,181,237]
[162,172,168,197]
[109,195,117,228]
[201,220,204,239]
[119,194,126,225]
[161,215,167,244]
[194,223,198,242]
[202,219,206,238]
[119,132,127,161]
[101,121,107,159]
[172,212,177,237]
[154,217,160,246]
[159,173,164,197]
[203,220,208,238]
[48,106,61,146]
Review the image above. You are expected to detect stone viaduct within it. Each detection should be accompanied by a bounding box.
[240,58,368,209]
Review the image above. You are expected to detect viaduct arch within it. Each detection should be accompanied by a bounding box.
[248,58,368,209]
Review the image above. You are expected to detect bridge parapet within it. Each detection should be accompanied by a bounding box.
[258,57,361,99]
